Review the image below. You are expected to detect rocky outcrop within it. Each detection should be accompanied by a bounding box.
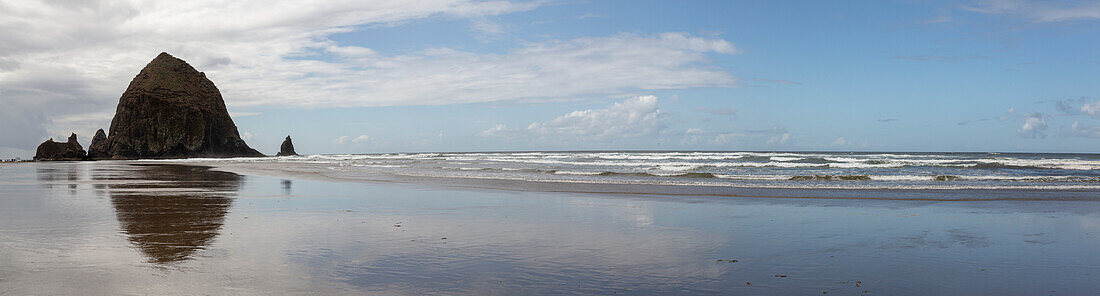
[277,135,298,156]
[87,129,108,159]
[93,52,263,159]
[34,133,87,161]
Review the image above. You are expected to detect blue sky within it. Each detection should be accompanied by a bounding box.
[2,0,1099,157]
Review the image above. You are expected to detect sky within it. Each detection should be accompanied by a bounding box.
[1,0,1100,158]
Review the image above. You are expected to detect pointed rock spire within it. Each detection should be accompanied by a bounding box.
[88,129,108,159]
[277,135,298,156]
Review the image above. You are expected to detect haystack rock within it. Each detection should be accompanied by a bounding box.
[95,52,263,159]
[34,133,87,161]
[87,128,108,159]
[277,135,298,156]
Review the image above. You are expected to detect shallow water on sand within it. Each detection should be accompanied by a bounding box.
[2,161,1099,295]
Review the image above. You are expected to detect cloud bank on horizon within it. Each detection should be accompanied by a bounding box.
[1,0,1099,157]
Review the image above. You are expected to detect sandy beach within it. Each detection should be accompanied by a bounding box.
[2,161,1098,295]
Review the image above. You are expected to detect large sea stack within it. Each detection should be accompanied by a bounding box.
[34,133,87,161]
[94,52,263,159]
[277,135,298,156]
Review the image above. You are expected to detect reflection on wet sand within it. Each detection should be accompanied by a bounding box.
[36,163,80,192]
[6,162,1100,295]
[100,164,241,264]
[281,179,292,195]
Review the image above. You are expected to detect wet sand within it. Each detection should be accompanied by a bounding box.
[1,161,1099,295]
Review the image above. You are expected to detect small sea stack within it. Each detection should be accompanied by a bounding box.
[34,133,87,161]
[277,135,298,156]
[87,129,108,159]
[91,52,263,159]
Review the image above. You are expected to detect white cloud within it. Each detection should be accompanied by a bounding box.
[712,133,744,145]
[284,32,736,108]
[478,124,509,137]
[241,132,255,140]
[1071,121,1100,138]
[966,0,1100,22]
[333,135,350,144]
[767,133,792,145]
[470,17,507,36]
[679,128,707,146]
[831,137,849,146]
[230,112,262,117]
[525,95,666,141]
[334,135,370,144]
[0,0,741,151]
[1081,99,1100,118]
[1017,113,1047,138]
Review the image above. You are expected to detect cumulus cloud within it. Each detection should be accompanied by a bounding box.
[478,124,509,137]
[684,128,706,135]
[0,0,740,152]
[1017,113,1048,138]
[1082,99,1100,118]
[1048,97,1088,114]
[678,128,707,146]
[525,95,666,141]
[333,136,350,145]
[766,133,792,145]
[334,135,370,144]
[965,0,1100,22]
[831,137,849,146]
[481,96,668,143]
[1071,121,1100,138]
[711,132,744,145]
[241,132,255,140]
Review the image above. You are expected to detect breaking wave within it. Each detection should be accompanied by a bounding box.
[166,151,1100,191]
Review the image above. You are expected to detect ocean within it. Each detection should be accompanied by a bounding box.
[170,151,1100,200]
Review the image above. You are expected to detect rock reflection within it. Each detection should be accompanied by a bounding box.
[36,163,81,193]
[102,164,241,264]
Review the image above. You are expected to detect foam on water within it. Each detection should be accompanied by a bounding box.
[169,151,1100,191]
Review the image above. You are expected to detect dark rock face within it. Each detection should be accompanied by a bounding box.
[277,135,298,156]
[34,133,87,161]
[95,52,263,159]
[87,129,108,159]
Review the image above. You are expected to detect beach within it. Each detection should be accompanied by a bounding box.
[2,160,1098,295]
